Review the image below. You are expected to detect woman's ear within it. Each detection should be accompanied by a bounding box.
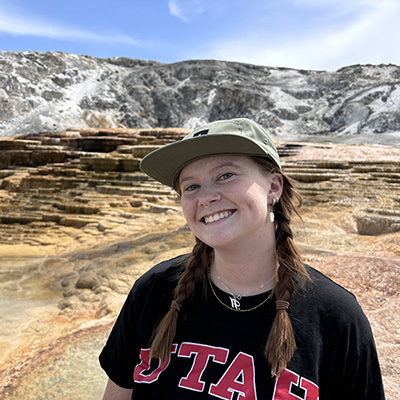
[269,173,284,200]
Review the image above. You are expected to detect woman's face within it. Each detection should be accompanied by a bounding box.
[178,155,283,251]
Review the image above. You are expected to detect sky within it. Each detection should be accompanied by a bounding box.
[0,0,399,71]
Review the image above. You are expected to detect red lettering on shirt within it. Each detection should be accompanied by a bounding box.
[178,342,229,392]
[133,343,319,399]
[133,344,178,383]
[209,352,257,400]
[273,369,319,400]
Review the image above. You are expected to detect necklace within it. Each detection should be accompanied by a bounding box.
[217,271,275,296]
[215,269,276,310]
[208,270,274,313]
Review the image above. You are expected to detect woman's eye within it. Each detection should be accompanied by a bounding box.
[184,184,199,192]
[220,173,233,180]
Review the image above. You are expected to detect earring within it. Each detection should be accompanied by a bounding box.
[269,198,276,223]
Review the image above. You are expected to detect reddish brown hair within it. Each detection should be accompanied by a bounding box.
[150,157,307,377]
[254,157,307,377]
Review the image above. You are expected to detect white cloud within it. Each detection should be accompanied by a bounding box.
[168,0,190,22]
[201,0,400,70]
[0,4,141,45]
[168,0,224,22]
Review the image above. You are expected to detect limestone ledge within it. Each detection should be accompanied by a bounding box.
[0,128,400,250]
[0,127,189,249]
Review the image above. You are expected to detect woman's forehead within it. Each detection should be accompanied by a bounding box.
[180,154,253,175]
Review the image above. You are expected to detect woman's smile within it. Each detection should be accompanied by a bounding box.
[203,210,234,224]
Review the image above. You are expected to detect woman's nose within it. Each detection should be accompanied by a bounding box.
[198,185,220,208]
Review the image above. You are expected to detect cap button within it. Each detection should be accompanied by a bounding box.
[263,139,269,144]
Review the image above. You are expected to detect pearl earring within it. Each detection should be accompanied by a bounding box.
[269,198,276,223]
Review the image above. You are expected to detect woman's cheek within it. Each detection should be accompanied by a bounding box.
[181,199,195,224]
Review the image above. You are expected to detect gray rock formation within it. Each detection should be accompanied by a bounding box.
[1,51,400,142]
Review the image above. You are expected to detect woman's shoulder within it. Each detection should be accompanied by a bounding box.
[296,265,369,325]
[131,253,189,295]
[303,264,355,295]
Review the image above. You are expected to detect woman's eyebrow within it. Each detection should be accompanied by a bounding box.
[179,161,242,186]
[211,161,242,172]
[179,176,194,186]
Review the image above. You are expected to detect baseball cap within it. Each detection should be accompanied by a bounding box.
[140,118,281,188]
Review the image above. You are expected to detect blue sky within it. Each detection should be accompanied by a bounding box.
[0,0,399,71]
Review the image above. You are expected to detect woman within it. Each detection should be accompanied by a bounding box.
[99,118,385,399]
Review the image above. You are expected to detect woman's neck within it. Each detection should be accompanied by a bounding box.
[211,246,277,296]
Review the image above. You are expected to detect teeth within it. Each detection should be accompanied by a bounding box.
[204,211,232,224]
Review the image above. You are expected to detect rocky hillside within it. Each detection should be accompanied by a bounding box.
[1,51,400,142]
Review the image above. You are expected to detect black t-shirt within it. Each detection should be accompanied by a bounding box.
[99,255,385,399]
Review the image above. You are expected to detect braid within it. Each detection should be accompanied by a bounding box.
[150,238,213,365]
[253,157,307,378]
[265,173,307,377]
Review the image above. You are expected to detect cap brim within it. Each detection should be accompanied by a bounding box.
[140,134,279,188]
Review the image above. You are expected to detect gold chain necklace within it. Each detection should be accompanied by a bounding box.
[208,270,273,313]
[216,271,276,300]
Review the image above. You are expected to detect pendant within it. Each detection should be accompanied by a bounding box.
[229,295,241,310]
[269,210,275,223]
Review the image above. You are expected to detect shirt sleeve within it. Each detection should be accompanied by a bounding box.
[344,337,386,400]
[98,257,182,389]
[99,287,140,389]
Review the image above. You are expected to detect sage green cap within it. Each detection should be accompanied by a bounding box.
[140,118,281,188]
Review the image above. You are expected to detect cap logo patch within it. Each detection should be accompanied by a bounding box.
[193,129,209,137]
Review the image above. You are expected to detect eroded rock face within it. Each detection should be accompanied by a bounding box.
[1,51,400,142]
[0,127,187,248]
[355,210,400,235]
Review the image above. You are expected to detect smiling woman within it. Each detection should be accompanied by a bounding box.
[99,118,385,399]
